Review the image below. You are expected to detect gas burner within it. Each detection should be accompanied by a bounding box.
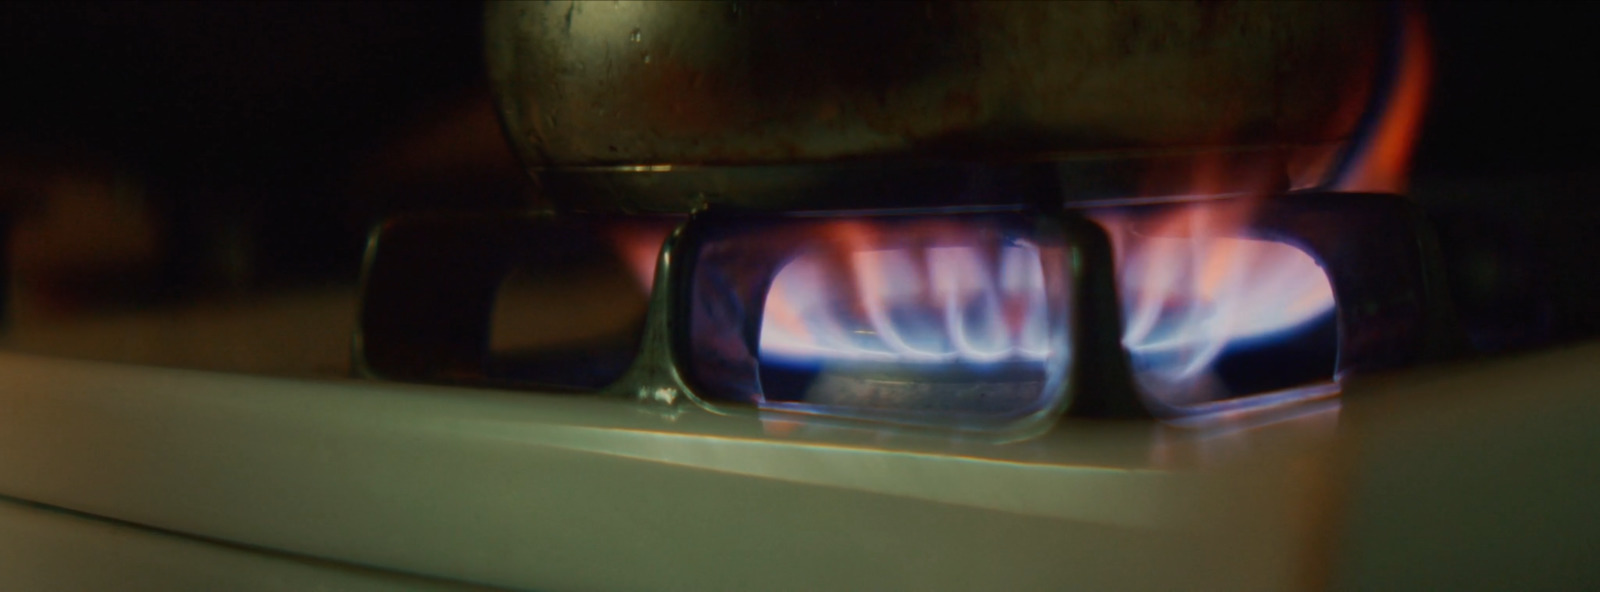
[357,187,1461,435]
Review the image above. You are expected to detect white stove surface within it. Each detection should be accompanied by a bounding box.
[0,340,1594,590]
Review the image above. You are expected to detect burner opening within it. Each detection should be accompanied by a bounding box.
[742,218,1074,422]
[485,220,671,390]
[485,263,646,389]
[1090,203,1341,408]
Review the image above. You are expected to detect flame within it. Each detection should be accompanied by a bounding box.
[1088,10,1432,400]
[604,204,1333,410]
[603,220,675,290]
[1337,9,1432,193]
[757,220,1058,366]
[1089,200,1336,399]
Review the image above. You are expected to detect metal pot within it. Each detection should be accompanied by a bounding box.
[486,1,1391,212]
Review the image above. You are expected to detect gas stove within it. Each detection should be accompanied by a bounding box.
[0,339,1596,589]
[0,1,1596,590]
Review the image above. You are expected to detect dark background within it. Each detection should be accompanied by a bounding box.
[0,1,1594,352]
[0,1,513,296]
[1407,1,1600,350]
